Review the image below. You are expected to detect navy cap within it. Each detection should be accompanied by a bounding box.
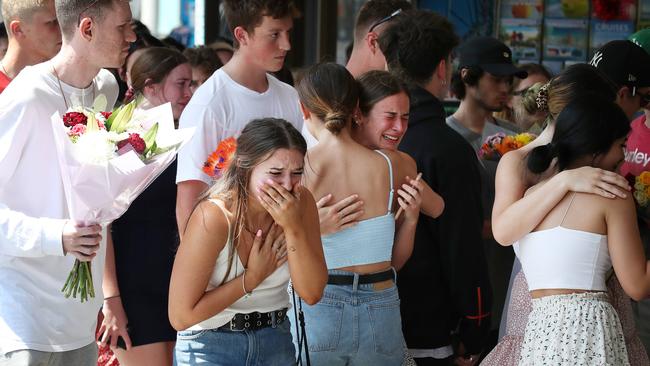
[457,36,528,78]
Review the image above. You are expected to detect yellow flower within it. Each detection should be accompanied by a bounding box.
[641,171,650,185]
[515,133,535,145]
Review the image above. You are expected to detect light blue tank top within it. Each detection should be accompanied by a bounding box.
[321,150,396,269]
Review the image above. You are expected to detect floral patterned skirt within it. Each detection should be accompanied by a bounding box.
[519,292,629,366]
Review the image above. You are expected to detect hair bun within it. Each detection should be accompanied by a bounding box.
[324,111,349,134]
[527,142,556,174]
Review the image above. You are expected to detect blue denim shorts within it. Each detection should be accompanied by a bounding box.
[291,269,406,365]
[174,318,296,366]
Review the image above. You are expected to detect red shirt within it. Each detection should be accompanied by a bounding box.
[0,71,11,94]
[621,114,650,177]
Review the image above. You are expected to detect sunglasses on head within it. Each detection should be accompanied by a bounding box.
[368,9,402,33]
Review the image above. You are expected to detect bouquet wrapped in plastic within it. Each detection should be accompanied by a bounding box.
[50,95,194,302]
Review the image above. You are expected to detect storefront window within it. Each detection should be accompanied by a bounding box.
[336,0,366,65]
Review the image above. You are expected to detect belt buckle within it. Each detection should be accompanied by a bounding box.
[229,316,247,332]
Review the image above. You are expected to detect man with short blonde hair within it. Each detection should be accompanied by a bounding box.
[0,0,61,92]
[0,0,135,364]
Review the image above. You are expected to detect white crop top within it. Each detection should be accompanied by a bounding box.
[188,200,291,331]
[513,194,612,292]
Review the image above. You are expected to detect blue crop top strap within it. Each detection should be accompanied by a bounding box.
[373,149,394,213]
[320,150,396,269]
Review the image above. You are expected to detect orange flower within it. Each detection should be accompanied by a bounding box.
[203,137,237,178]
[641,171,650,186]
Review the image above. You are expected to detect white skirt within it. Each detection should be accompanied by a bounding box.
[518,292,629,366]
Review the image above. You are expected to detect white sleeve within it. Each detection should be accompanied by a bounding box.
[0,205,66,257]
[176,103,222,185]
[0,104,66,257]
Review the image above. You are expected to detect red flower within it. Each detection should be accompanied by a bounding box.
[63,111,88,127]
[117,133,146,154]
[203,137,237,178]
[100,111,112,120]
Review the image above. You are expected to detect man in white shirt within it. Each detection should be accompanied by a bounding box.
[175,0,302,234]
[0,1,136,365]
[0,0,62,93]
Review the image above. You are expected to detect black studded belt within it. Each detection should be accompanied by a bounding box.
[220,308,288,331]
[327,268,395,285]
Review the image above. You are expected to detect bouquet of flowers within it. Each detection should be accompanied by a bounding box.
[51,95,194,302]
[629,172,650,222]
[478,132,537,160]
[203,137,237,179]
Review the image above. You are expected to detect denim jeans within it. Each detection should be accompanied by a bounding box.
[174,318,296,366]
[291,269,406,365]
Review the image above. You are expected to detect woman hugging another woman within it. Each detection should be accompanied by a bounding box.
[503,94,650,364]
[295,62,427,365]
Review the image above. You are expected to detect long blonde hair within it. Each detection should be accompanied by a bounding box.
[198,118,307,282]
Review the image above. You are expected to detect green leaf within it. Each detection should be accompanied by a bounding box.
[142,122,159,155]
[109,96,140,133]
[105,105,123,130]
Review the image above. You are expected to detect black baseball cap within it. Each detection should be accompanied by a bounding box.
[457,36,528,78]
[589,40,650,89]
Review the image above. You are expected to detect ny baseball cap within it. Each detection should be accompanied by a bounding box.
[457,36,528,78]
[589,40,650,89]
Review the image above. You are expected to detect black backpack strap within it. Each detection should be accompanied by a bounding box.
[292,285,311,366]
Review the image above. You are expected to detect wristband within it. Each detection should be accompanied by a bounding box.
[242,271,253,298]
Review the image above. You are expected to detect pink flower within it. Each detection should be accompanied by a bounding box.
[67,124,87,137]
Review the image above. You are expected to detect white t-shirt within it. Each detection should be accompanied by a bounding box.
[176,69,303,185]
[0,62,118,353]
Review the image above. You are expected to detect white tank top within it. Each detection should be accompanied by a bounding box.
[188,199,291,330]
[513,193,612,292]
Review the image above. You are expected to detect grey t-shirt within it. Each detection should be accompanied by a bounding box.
[445,116,517,218]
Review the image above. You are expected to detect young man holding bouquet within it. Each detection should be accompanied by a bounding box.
[379,10,491,366]
[0,0,62,93]
[445,37,529,345]
[175,0,303,235]
[0,0,135,364]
